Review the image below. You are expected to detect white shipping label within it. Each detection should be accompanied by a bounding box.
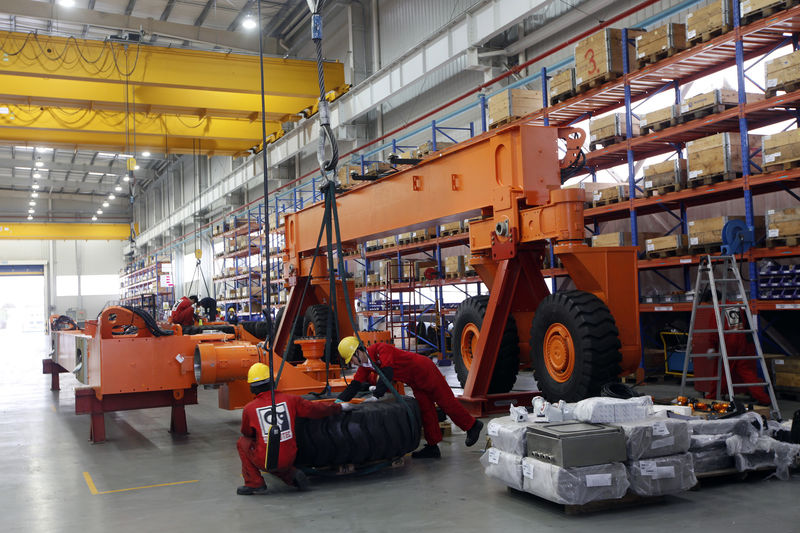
[488,448,500,464]
[687,29,696,39]
[522,462,534,479]
[651,436,676,449]
[655,306,674,311]
[741,5,752,14]
[764,152,780,163]
[688,220,695,226]
[680,104,689,113]
[769,228,780,238]
[651,421,670,436]
[775,359,784,365]
[639,461,657,477]
[690,237,699,246]
[646,243,655,252]
[680,258,691,264]
[645,180,653,188]
[488,424,499,437]
[593,192,602,201]
[638,52,645,58]
[766,78,778,88]
[576,77,582,84]
[689,170,703,179]
[585,473,613,487]
[687,12,693,17]
[768,209,776,215]
[656,466,676,479]
[590,134,597,142]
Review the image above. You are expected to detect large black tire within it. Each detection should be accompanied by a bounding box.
[275,307,304,362]
[302,304,340,364]
[452,295,519,393]
[295,397,421,468]
[530,290,622,402]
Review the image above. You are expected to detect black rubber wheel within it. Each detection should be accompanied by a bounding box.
[530,290,622,402]
[452,295,519,393]
[275,307,305,362]
[295,397,421,468]
[302,304,340,364]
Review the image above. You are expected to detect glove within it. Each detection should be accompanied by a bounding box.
[339,402,356,411]
[361,396,379,403]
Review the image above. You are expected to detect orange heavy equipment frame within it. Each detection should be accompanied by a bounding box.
[275,123,641,415]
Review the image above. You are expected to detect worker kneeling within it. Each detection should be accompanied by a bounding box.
[337,336,484,459]
[236,362,352,495]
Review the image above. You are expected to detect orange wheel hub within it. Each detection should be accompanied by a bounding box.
[306,323,316,337]
[460,323,480,370]
[543,323,574,383]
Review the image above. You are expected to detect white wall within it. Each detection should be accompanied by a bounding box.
[0,239,124,319]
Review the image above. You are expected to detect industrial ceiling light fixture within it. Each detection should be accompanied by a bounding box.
[31,192,38,198]
[27,215,33,220]
[58,0,75,7]
[97,209,103,214]
[29,201,35,206]
[242,15,257,29]
[32,183,40,190]
[92,215,97,221]
[115,185,122,192]
[102,201,109,207]
[108,194,116,200]
[141,151,151,157]
[123,175,130,182]
[35,160,44,168]
[28,208,34,214]
[33,172,41,179]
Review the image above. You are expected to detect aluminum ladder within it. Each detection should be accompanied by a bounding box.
[680,255,780,420]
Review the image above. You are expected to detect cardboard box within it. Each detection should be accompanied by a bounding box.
[763,128,800,167]
[766,207,800,239]
[686,0,733,42]
[635,23,687,60]
[488,88,543,125]
[589,113,640,143]
[575,28,644,87]
[765,49,800,95]
[687,132,763,181]
[549,68,576,99]
[643,159,687,193]
[641,105,677,129]
[645,234,688,254]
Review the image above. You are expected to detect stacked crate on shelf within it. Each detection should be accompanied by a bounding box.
[772,357,800,391]
[549,68,576,105]
[589,113,640,149]
[487,88,543,128]
[765,48,800,97]
[644,234,688,258]
[766,207,800,247]
[686,132,763,186]
[640,105,678,134]
[589,182,637,207]
[635,22,688,68]
[677,89,762,123]
[591,232,660,254]
[574,28,644,92]
[643,159,687,197]
[212,210,265,320]
[119,258,174,318]
[687,215,765,254]
[686,0,733,46]
[763,128,800,171]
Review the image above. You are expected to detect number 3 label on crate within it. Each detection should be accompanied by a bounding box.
[488,448,500,464]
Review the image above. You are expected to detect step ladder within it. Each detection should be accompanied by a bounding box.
[680,255,780,420]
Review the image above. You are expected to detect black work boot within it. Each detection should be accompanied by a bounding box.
[791,409,800,444]
[292,469,310,492]
[465,419,484,447]
[411,444,441,459]
[236,484,269,495]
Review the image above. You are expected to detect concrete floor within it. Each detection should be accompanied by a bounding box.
[4,331,800,533]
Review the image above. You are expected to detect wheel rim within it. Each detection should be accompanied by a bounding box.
[306,323,316,337]
[460,323,480,370]
[543,323,574,383]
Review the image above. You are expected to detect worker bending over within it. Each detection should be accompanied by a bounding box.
[170,295,197,327]
[337,337,484,459]
[237,363,352,495]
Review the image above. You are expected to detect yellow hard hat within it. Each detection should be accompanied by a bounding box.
[247,362,270,384]
[338,336,361,364]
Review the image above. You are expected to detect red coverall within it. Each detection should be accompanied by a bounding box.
[237,391,341,488]
[170,297,195,327]
[692,306,770,404]
[341,343,477,446]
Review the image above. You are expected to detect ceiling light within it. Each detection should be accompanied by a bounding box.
[28,208,34,214]
[242,15,257,29]
[88,171,104,176]
[31,192,38,198]
[108,194,115,200]
[35,161,44,167]
[32,184,40,190]
[33,172,41,179]
[134,165,140,170]
[119,154,133,159]
[36,147,53,152]
[123,175,130,182]
[97,152,117,158]
[141,151,151,157]
[97,209,103,214]
[29,201,35,206]
[27,215,33,220]
[115,185,122,192]
[102,201,109,207]
[58,0,75,7]
[92,215,97,221]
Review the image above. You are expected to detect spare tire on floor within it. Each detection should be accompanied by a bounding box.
[295,397,422,468]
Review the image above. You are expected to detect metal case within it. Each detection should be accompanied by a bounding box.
[526,421,627,467]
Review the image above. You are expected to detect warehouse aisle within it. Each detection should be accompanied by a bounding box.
[5,335,800,533]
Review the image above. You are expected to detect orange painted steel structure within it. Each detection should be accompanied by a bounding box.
[277,123,641,415]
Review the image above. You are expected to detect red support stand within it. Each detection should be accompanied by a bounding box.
[42,359,68,391]
[75,386,198,443]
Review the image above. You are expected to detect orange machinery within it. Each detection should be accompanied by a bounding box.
[262,122,640,415]
[46,306,385,442]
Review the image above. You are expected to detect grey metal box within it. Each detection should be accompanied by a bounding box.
[526,421,627,467]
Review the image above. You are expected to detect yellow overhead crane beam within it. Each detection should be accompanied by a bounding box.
[0,31,346,154]
[0,223,136,240]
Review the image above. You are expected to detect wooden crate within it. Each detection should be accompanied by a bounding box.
[678,89,762,122]
[687,215,765,249]
[765,49,800,97]
[386,259,414,282]
[773,357,800,375]
[687,0,733,45]
[367,161,392,175]
[575,28,644,91]
[488,88,543,126]
[589,113,640,147]
[686,132,763,185]
[337,164,361,188]
[643,159,687,196]
[591,231,659,253]
[741,0,795,25]
[766,207,800,242]
[775,372,800,388]
[381,237,396,248]
[645,234,688,257]
[635,23,688,67]
[440,221,462,235]
[641,105,677,134]
[763,128,800,169]
[443,256,465,278]
[549,68,576,104]
[415,140,455,158]
[591,184,631,206]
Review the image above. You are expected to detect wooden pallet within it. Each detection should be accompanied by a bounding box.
[439,229,463,237]
[641,117,677,135]
[688,171,741,188]
[592,135,626,150]
[688,25,732,47]
[592,195,630,208]
[646,248,687,259]
[645,182,683,197]
[766,78,800,98]
[489,115,520,130]
[576,71,620,94]
[764,158,800,173]
[766,236,800,247]
[550,89,576,106]
[741,0,799,26]
[443,272,464,280]
[688,243,722,255]
[678,103,736,124]
[636,47,686,70]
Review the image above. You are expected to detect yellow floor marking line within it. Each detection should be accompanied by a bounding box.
[83,471,198,495]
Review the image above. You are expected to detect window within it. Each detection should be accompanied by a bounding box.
[56,274,120,296]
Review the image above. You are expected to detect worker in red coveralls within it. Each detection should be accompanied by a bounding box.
[170,295,197,327]
[691,290,771,405]
[336,337,484,459]
[236,363,352,495]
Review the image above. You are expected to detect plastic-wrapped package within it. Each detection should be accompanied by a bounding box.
[687,412,763,438]
[691,449,735,473]
[725,434,758,455]
[480,448,523,490]
[616,418,690,460]
[574,396,654,423]
[731,436,800,480]
[486,416,530,456]
[690,433,731,450]
[521,457,629,505]
[627,453,697,496]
